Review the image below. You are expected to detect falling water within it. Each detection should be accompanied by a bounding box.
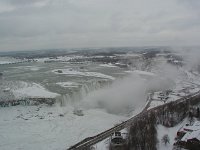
[58,79,112,106]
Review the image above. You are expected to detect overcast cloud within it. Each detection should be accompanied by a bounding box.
[0,0,199,51]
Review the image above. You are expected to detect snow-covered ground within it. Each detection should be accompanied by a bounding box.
[12,66,43,71]
[35,56,71,62]
[93,57,200,149]
[56,82,80,88]
[52,68,115,80]
[147,67,200,110]
[99,63,118,68]
[148,100,165,110]
[156,119,188,150]
[0,57,24,65]
[156,118,200,150]
[0,105,126,150]
[34,55,88,63]
[1,51,200,150]
[125,70,156,77]
[11,82,59,98]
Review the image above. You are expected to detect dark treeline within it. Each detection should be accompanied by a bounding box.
[128,113,157,150]
[0,98,56,107]
[127,95,200,150]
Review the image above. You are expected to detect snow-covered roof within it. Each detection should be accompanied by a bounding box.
[181,130,200,142]
[178,121,200,133]
[184,121,200,131]
[180,121,200,142]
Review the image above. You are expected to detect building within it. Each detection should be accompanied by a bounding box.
[175,121,200,149]
[110,132,127,150]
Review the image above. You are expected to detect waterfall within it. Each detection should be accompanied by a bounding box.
[58,79,112,106]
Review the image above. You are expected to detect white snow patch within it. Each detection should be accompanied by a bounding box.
[99,63,117,68]
[52,68,115,80]
[0,106,126,150]
[35,56,78,63]
[148,101,165,110]
[12,66,42,71]
[12,82,59,98]
[157,119,188,150]
[0,57,24,64]
[56,82,80,88]
[126,70,156,76]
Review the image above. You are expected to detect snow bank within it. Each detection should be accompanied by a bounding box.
[132,70,156,76]
[12,82,59,98]
[148,101,165,110]
[12,66,42,71]
[0,106,126,150]
[52,68,115,80]
[35,56,77,62]
[99,63,117,68]
[0,57,23,64]
[56,82,80,88]
[157,119,188,150]
[125,70,155,76]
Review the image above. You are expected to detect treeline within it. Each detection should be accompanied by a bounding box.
[127,95,200,150]
[128,113,157,150]
[0,98,56,107]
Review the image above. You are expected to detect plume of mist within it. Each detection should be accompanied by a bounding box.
[76,49,198,115]
[154,60,185,80]
[172,46,200,72]
[78,67,176,115]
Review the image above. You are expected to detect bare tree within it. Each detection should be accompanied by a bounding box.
[162,134,170,146]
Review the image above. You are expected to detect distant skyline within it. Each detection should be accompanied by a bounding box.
[0,0,200,51]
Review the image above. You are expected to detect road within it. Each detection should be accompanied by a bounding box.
[68,91,200,150]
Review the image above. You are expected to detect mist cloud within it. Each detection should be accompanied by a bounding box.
[78,69,175,115]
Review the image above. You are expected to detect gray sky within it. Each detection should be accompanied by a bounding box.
[0,0,199,51]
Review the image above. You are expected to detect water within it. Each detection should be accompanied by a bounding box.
[0,61,126,104]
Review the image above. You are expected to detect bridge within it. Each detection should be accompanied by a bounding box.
[68,91,200,150]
